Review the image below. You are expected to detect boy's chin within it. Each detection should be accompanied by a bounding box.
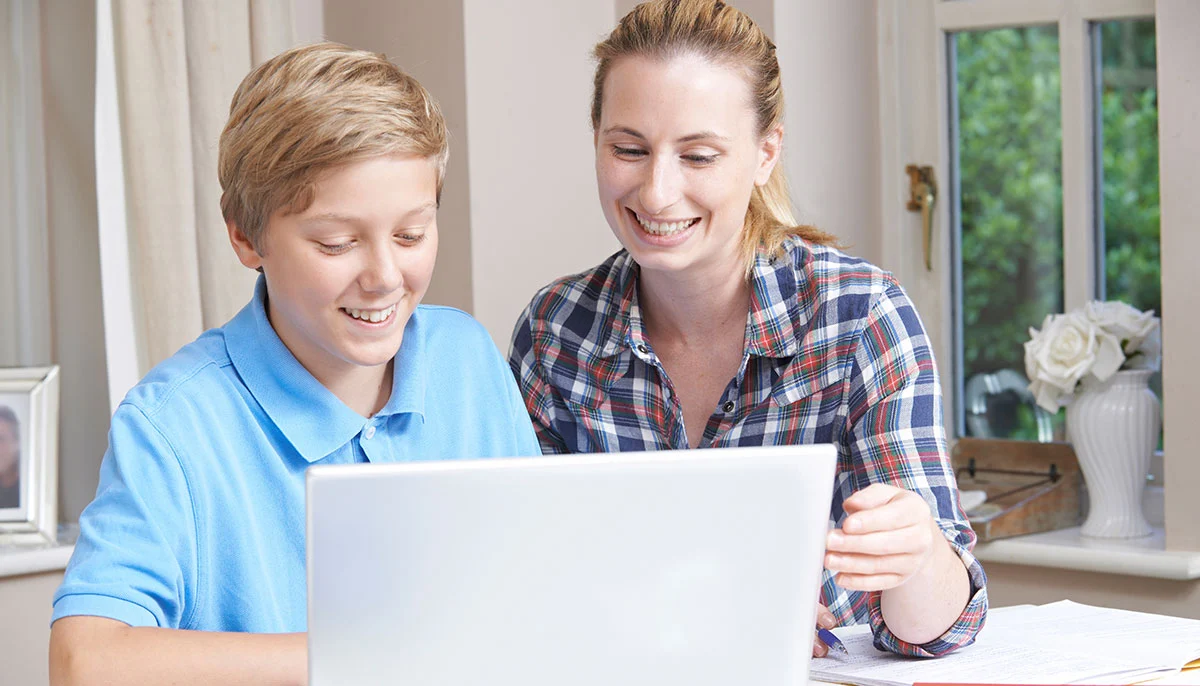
[349,342,405,369]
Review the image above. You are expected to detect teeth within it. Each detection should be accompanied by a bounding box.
[635,214,696,235]
[344,305,396,323]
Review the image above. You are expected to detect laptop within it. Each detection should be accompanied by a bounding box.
[307,444,837,685]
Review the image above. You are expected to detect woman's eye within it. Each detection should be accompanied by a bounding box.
[318,241,353,255]
[613,146,647,158]
[683,153,718,165]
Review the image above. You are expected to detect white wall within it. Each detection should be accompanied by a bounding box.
[461,0,619,347]
[775,1,882,266]
[325,0,476,314]
[43,0,109,524]
[1157,0,1200,552]
[0,571,61,684]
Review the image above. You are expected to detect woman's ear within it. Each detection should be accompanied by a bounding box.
[227,221,264,270]
[755,125,783,187]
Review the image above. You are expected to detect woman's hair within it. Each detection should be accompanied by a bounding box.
[591,0,839,270]
[219,41,449,252]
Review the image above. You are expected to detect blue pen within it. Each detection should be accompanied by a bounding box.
[817,627,848,655]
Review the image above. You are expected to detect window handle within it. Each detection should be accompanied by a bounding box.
[906,164,938,271]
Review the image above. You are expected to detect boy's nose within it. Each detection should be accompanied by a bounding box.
[361,247,403,293]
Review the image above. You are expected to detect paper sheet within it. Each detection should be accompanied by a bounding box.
[809,601,1200,686]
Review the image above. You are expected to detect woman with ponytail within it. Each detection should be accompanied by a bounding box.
[509,0,986,658]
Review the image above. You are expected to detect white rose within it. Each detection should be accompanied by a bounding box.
[1027,377,1068,415]
[1125,320,1162,371]
[1023,311,1125,412]
[1085,301,1158,354]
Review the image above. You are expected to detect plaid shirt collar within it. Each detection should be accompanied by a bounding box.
[595,245,813,363]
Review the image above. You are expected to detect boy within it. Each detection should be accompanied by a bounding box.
[49,42,539,685]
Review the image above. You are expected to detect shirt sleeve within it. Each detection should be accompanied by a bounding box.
[52,402,197,629]
[843,280,988,657]
[498,336,544,458]
[508,304,571,455]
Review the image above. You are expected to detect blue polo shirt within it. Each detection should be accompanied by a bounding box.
[52,278,540,632]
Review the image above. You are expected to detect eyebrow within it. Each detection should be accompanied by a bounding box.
[303,202,438,225]
[602,126,730,144]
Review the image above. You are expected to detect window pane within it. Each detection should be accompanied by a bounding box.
[952,26,1065,442]
[1096,20,1161,447]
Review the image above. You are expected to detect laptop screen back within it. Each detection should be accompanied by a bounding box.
[307,444,837,686]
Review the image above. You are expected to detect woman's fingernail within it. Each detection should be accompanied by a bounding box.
[813,638,828,657]
[827,531,844,547]
[820,611,836,626]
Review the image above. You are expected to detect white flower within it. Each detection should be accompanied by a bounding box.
[1024,311,1124,412]
[1124,320,1162,371]
[1085,301,1158,354]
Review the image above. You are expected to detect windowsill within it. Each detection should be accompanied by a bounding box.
[0,523,78,578]
[0,542,73,578]
[974,525,1200,580]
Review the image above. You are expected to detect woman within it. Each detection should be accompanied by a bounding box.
[509,0,986,658]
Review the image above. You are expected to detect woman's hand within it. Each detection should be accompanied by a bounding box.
[824,483,939,592]
[812,604,837,657]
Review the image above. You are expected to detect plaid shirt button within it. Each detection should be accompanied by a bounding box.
[722,400,735,413]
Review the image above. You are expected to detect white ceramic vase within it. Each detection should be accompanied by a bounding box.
[1067,369,1159,539]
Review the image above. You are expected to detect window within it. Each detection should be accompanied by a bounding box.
[880,0,1162,445]
[877,0,1200,552]
[952,25,1067,441]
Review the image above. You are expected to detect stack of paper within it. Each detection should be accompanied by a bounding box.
[810,601,1200,686]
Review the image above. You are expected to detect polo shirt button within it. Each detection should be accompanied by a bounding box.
[364,425,376,440]
[722,400,735,413]
[636,344,649,354]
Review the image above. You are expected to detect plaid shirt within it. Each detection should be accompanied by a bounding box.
[508,236,987,657]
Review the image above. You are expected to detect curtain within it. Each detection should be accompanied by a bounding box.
[108,0,295,375]
[0,0,53,367]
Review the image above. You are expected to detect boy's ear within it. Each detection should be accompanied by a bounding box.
[227,221,263,270]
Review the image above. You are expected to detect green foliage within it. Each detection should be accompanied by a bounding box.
[1099,21,1160,316]
[956,26,1064,377]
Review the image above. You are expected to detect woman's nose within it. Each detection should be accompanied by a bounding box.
[638,156,682,215]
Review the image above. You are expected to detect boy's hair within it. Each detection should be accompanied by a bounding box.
[218,41,449,252]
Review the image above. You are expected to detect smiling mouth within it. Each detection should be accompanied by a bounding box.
[630,209,700,236]
[341,304,397,323]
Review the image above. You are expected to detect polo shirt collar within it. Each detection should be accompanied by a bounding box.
[224,276,425,463]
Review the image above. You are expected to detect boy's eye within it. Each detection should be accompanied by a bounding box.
[318,241,353,255]
[397,233,426,245]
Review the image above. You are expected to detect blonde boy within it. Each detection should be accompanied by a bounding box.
[50,43,538,685]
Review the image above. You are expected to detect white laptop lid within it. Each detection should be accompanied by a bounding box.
[307,444,837,686]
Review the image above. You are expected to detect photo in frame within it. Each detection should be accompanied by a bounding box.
[0,366,60,545]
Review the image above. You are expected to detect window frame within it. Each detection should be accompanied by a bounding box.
[876,0,1199,549]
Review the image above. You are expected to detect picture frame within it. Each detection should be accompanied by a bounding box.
[0,365,60,545]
